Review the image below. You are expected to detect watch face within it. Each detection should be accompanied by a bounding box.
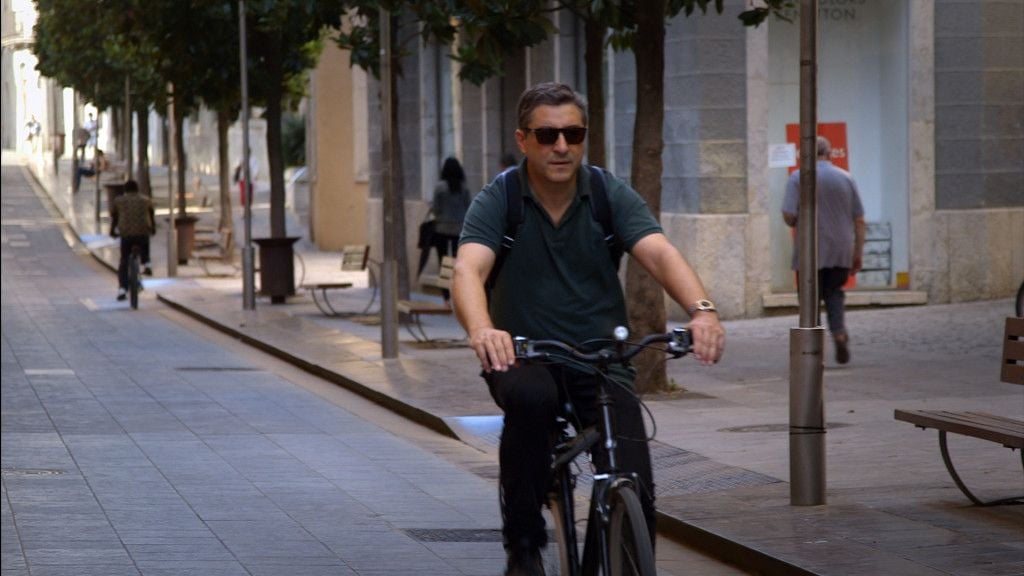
[693,299,716,312]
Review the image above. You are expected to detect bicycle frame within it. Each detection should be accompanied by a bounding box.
[549,364,649,576]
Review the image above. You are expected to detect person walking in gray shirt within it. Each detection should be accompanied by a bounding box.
[782,136,865,364]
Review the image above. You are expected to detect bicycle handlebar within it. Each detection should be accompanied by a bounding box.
[513,327,693,366]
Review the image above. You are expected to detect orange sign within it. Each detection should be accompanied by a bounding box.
[785,122,848,173]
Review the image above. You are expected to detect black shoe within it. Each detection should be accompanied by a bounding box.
[143,266,153,276]
[835,335,850,364]
[116,290,127,301]
[505,549,545,576]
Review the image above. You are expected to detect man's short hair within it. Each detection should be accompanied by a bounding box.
[125,180,139,193]
[517,82,588,130]
[816,136,832,158]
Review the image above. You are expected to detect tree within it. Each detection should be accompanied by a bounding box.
[610,0,786,392]
[244,1,344,239]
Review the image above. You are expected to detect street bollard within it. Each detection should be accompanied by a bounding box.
[790,326,826,505]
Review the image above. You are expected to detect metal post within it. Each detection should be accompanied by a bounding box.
[124,76,132,181]
[239,0,256,310]
[790,0,825,506]
[166,84,177,276]
[94,139,102,234]
[379,7,399,358]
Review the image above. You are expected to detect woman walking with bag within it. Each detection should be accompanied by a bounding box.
[417,157,470,290]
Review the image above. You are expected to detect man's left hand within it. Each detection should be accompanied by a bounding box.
[688,312,725,365]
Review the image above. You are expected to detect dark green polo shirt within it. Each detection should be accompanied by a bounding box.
[460,162,662,346]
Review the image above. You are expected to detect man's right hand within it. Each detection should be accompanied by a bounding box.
[468,327,515,373]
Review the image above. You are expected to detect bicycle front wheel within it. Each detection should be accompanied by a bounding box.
[607,486,655,576]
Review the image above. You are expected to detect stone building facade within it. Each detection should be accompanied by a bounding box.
[308,0,1023,319]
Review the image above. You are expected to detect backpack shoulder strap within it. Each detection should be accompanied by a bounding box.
[586,165,613,244]
[586,165,623,266]
[485,168,524,291]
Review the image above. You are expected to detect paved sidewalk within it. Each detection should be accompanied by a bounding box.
[22,152,1024,575]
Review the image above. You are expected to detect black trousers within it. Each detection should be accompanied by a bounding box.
[417,234,458,299]
[819,267,850,335]
[485,363,655,553]
[118,235,149,289]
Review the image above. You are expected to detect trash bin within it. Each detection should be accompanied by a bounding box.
[254,236,300,304]
[174,215,199,264]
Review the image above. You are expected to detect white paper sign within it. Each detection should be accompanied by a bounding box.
[769,143,797,168]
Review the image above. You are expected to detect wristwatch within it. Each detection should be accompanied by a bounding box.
[687,299,717,315]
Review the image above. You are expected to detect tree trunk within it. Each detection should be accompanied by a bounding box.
[388,13,410,299]
[136,108,151,197]
[111,108,122,159]
[584,19,606,168]
[627,2,668,394]
[174,96,187,218]
[265,32,287,238]
[217,108,233,232]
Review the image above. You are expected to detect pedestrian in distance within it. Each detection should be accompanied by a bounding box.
[451,82,725,576]
[417,157,471,301]
[782,135,865,364]
[83,113,97,147]
[25,115,42,151]
[73,149,108,193]
[110,180,155,300]
[233,150,259,207]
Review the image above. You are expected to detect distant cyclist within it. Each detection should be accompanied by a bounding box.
[452,82,725,576]
[110,180,155,301]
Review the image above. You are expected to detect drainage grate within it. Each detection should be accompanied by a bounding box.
[24,369,75,376]
[650,441,781,496]
[1,469,65,477]
[175,367,262,372]
[405,528,558,543]
[405,528,504,543]
[719,422,852,433]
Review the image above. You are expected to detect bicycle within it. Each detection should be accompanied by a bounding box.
[127,244,142,310]
[513,326,693,576]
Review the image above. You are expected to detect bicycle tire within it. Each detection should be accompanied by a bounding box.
[607,486,656,576]
[547,481,577,576]
[129,252,140,310]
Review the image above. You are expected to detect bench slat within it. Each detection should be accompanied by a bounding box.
[397,301,452,315]
[894,409,1024,449]
[302,282,353,290]
[1003,318,1024,385]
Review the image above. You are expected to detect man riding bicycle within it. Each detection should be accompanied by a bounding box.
[451,82,726,576]
[110,180,155,301]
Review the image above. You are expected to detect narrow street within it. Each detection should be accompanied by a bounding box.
[2,160,746,575]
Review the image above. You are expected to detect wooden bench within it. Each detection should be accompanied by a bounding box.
[300,245,377,316]
[894,317,1023,505]
[193,225,227,251]
[193,228,238,276]
[397,256,456,342]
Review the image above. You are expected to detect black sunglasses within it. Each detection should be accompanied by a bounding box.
[523,126,587,145]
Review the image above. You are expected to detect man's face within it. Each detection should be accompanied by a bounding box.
[515,104,586,188]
